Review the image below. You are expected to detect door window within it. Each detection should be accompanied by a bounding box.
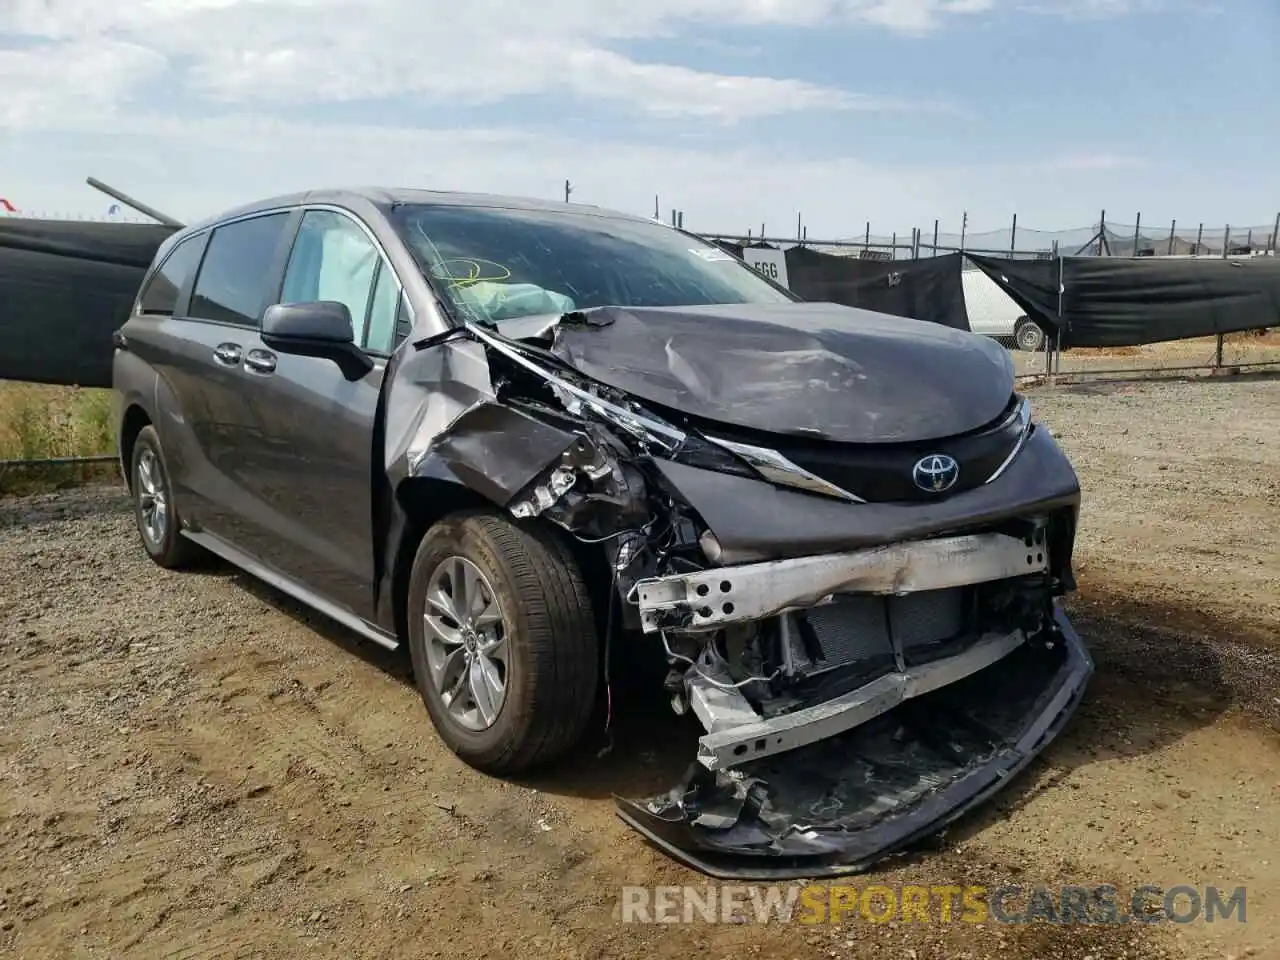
[365,260,402,355]
[281,210,386,348]
[138,234,206,316]
[189,212,291,326]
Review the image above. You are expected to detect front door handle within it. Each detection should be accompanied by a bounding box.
[244,348,277,375]
[213,342,242,366]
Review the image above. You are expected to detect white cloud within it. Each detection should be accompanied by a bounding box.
[4,110,962,233]
[0,39,167,128]
[0,0,1200,230]
[0,0,986,124]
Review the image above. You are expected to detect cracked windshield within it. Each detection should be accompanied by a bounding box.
[391,203,792,325]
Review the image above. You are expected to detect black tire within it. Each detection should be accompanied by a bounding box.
[130,425,201,569]
[1014,317,1046,352]
[406,510,599,775]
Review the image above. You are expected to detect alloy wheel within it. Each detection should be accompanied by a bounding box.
[422,555,509,732]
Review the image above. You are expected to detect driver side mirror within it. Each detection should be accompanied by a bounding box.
[261,301,374,380]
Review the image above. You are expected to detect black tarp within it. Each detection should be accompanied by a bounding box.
[965,255,1061,339]
[968,253,1280,348]
[0,219,177,387]
[783,248,970,331]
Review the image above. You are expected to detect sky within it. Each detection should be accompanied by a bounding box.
[0,0,1277,240]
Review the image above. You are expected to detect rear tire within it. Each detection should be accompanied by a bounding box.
[406,510,598,775]
[130,425,201,569]
[1014,317,1046,352]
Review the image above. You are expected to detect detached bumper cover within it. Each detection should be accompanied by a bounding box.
[615,607,1092,880]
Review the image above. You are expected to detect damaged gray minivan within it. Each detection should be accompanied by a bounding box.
[113,187,1092,878]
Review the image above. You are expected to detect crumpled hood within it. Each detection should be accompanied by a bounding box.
[543,302,1015,444]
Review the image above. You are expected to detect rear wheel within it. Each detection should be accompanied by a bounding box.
[1014,317,1046,352]
[406,510,598,774]
[130,425,201,569]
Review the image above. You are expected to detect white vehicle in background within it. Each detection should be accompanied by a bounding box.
[962,261,1046,351]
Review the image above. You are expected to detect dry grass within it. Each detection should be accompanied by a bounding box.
[0,383,116,494]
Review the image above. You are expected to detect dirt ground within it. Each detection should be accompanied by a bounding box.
[2,375,1278,960]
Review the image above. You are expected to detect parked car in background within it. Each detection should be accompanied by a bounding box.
[962,261,1046,351]
[108,187,1090,878]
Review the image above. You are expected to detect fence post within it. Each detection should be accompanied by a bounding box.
[1167,219,1176,255]
[1054,251,1064,377]
[1132,212,1141,256]
[1216,222,1226,368]
[932,218,939,257]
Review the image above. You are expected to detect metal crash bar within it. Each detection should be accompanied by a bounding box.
[634,531,1048,634]
[691,628,1027,770]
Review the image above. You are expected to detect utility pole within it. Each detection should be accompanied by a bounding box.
[564,179,573,203]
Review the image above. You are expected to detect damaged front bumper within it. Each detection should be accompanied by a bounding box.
[616,606,1092,880]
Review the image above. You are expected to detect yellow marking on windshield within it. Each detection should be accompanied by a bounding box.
[429,257,512,288]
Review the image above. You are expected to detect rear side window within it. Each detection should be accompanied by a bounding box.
[190,213,291,326]
[138,235,205,316]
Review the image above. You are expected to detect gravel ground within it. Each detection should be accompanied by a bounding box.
[1,375,1278,960]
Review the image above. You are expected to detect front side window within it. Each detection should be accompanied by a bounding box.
[138,234,205,316]
[189,212,291,326]
[365,260,402,354]
[389,203,794,326]
[280,210,383,348]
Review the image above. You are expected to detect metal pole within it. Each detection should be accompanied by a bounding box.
[85,177,184,228]
[933,218,939,257]
[1196,223,1204,255]
[960,211,967,252]
[1097,210,1105,256]
[1054,251,1064,377]
[564,179,572,203]
[1167,219,1176,255]
[797,212,802,241]
[1223,224,1231,258]
[913,227,920,259]
[654,195,660,219]
[1132,212,1141,257]
[1271,212,1280,253]
[1010,213,1017,256]
[864,222,870,254]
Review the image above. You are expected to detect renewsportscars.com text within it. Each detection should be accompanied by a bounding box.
[619,883,1246,926]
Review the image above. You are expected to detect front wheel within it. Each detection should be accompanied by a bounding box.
[406,510,599,775]
[1014,317,1046,352]
[130,425,201,569]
